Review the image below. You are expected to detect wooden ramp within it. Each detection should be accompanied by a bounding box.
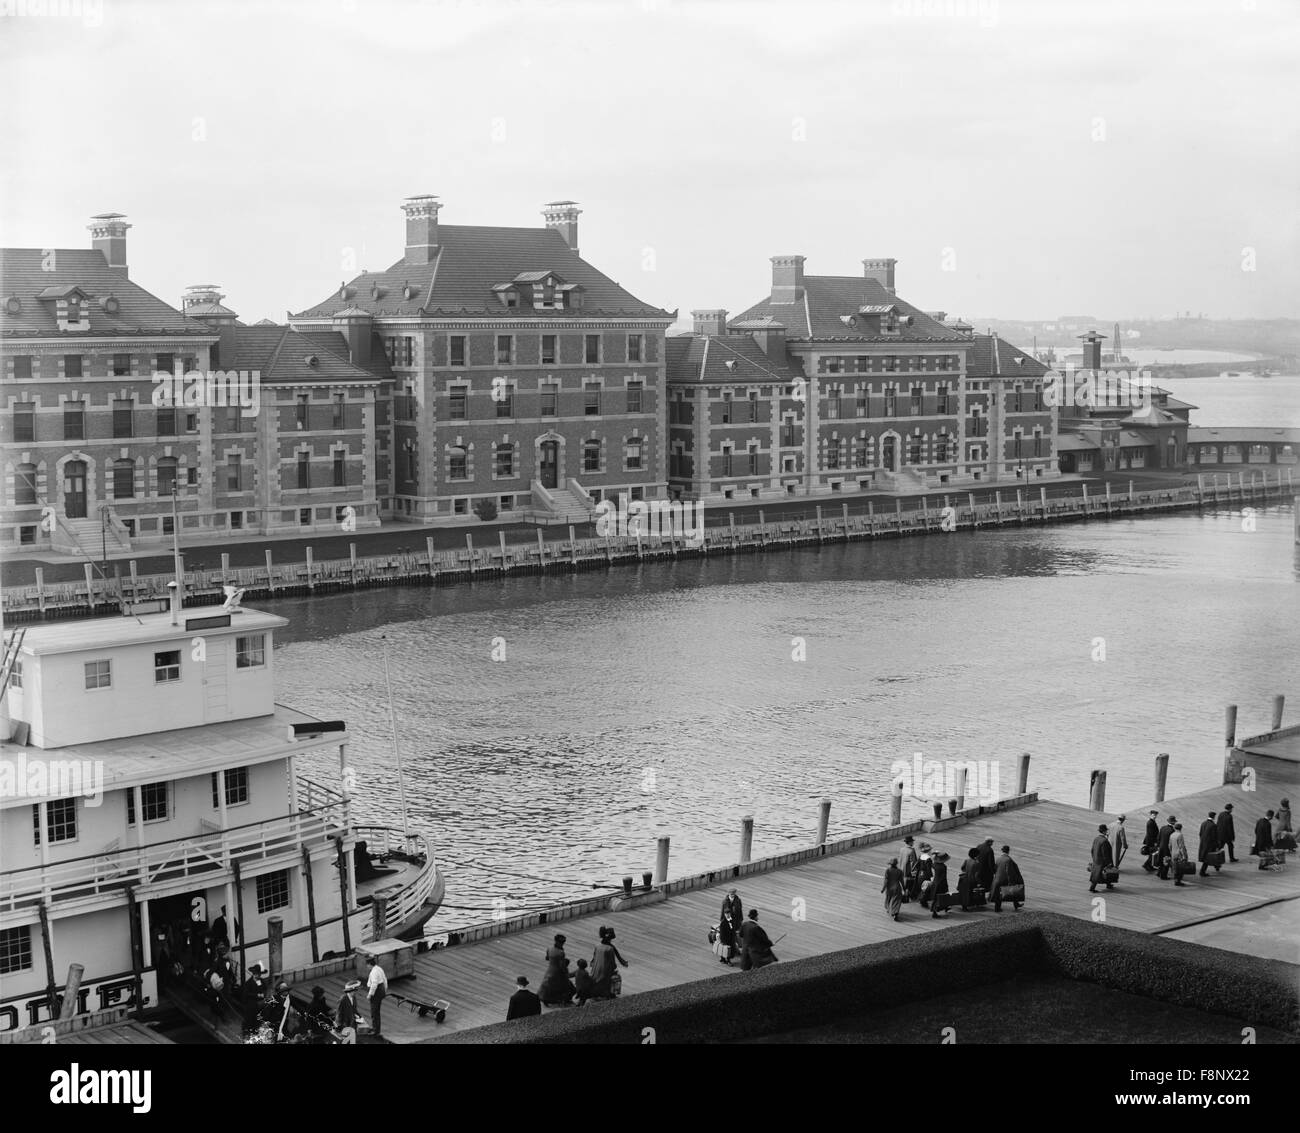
[57,1020,174,1045]
[279,757,1300,1043]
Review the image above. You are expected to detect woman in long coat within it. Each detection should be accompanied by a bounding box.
[881,857,904,921]
[929,853,951,919]
[916,846,935,909]
[589,927,629,998]
[1088,824,1115,893]
[538,933,575,1006]
[718,889,743,964]
[1170,823,1190,886]
[957,847,980,910]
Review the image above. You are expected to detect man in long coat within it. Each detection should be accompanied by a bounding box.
[1253,811,1275,857]
[1111,816,1129,869]
[1156,815,1176,880]
[1216,804,1237,862]
[990,845,1024,912]
[1089,824,1115,893]
[739,910,777,971]
[899,836,919,903]
[506,976,541,1020]
[1143,810,1160,872]
[1197,812,1221,876]
[976,837,996,891]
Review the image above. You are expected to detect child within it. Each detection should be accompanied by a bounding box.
[572,958,594,1006]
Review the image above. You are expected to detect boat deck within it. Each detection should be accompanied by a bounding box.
[284,758,1300,1043]
[57,1020,174,1045]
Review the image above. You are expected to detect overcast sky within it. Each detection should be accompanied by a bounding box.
[2,0,1296,329]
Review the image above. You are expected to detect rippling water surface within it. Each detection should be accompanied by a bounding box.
[267,505,1300,931]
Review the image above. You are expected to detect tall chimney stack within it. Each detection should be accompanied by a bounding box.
[862,258,897,294]
[89,213,131,278]
[770,255,806,304]
[691,309,728,337]
[402,195,441,265]
[1078,330,1106,370]
[333,307,373,366]
[542,201,581,253]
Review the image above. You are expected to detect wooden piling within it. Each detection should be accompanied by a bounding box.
[500,530,509,566]
[653,836,670,885]
[954,766,968,812]
[350,542,359,580]
[301,844,320,964]
[305,547,315,590]
[83,563,95,608]
[1081,483,1089,515]
[426,536,436,578]
[815,505,824,543]
[739,815,754,864]
[568,525,578,568]
[1088,769,1107,811]
[758,510,767,547]
[1154,753,1170,803]
[220,553,230,588]
[371,893,388,942]
[1015,488,1025,524]
[537,528,547,564]
[889,776,903,826]
[466,533,476,577]
[816,798,831,844]
[1016,752,1031,795]
[265,550,275,594]
[1039,485,1048,517]
[1271,694,1285,730]
[1196,473,1204,505]
[59,963,85,1020]
[1105,483,1113,515]
[994,490,1004,522]
[967,492,977,528]
[867,501,875,536]
[35,567,45,616]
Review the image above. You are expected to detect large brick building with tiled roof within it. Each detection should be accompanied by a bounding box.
[290,196,677,524]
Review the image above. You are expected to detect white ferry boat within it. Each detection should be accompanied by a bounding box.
[0,597,442,1037]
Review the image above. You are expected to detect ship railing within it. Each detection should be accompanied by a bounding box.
[296,776,346,813]
[352,825,438,944]
[0,800,349,914]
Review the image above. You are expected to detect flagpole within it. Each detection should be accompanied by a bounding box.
[380,635,411,847]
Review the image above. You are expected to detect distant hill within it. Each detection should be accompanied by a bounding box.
[970,317,1300,362]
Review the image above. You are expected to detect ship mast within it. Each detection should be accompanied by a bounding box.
[380,635,412,846]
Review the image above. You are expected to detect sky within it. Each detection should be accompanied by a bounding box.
[1,0,1297,329]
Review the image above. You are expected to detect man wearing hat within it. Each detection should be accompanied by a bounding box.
[506,975,541,1020]
[336,980,360,1044]
[976,837,996,892]
[1216,803,1237,862]
[1156,815,1176,880]
[1142,810,1160,872]
[365,955,388,1039]
[1198,812,1221,877]
[1111,816,1129,870]
[240,962,271,1035]
[899,835,919,903]
[1089,824,1115,893]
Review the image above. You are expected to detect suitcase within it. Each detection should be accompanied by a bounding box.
[1101,867,1119,884]
[935,892,959,911]
[1276,834,1297,852]
[1174,859,1195,878]
[1206,849,1225,868]
[969,886,988,907]
[999,883,1026,903]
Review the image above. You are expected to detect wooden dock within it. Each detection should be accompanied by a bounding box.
[279,752,1299,1044]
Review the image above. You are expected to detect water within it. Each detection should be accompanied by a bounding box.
[270,507,1300,931]
[1154,373,1300,430]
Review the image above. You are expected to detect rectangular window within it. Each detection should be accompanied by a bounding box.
[13,356,32,380]
[127,782,170,825]
[84,659,111,690]
[627,334,643,363]
[1014,434,1023,458]
[585,335,601,364]
[296,394,309,428]
[908,440,922,464]
[722,449,733,477]
[627,382,643,414]
[496,387,513,418]
[884,390,896,417]
[299,507,311,526]
[721,394,731,424]
[333,451,346,487]
[9,658,22,686]
[748,448,759,475]
[32,798,77,845]
[781,423,796,447]
[854,441,868,467]
[384,337,398,365]
[402,337,414,367]
[226,454,242,492]
[63,400,85,440]
[499,495,515,511]
[1034,432,1044,457]
[937,386,951,415]
[212,767,251,808]
[64,354,83,378]
[540,386,557,416]
[935,438,949,463]
[825,357,843,375]
[113,460,134,499]
[332,393,345,428]
[584,383,600,416]
[624,439,643,471]
[297,453,310,490]
[826,443,840,470]
[256,870,291,914]
[13,403,34,443]
[884,356,898,373]
[496,335,514,365]
[495,445,514,477]
[113,353,131,377]
[448,451,467,479]
[154,649,181,683]
[157,406,176,436]
[155,353,174,375]
[113,398,134,438]
[826,393,840,420]
[449,387,467,420]
[541,334,557,366]
[856,394,868,418]
[0,926,32,975]
[236,634,266,668]
[583,441,601,473]
[911,387,923,415]
[162,516,174,536]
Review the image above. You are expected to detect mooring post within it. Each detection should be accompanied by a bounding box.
[265,550,275,594]
[729,511,736,545]
[1272,694,1286,730]
[1088,769,1107,811]
[895,498,902,527]
[499,530,509,567]
[1154,752,1170,803]
[83,562,95,609]
[1222,704,1240,784]
[841,501,850,534]
[967,492,977,528]
[815,505,824,543]
[350,542,358,580]
[758,509,767,547]
[305,547,315,590]
[536,528,547,565]
[1016,752,1031,795]
[1196,473,1204,506]
[867,500,876,536]
[1081,482,1089,515]
[465,532,476,577]
[1039,484,1048,516]
[425,536,436,578]
[1128,479,1134,506]
[220,553,230,589]
[653,836,670,885]
[1104,482,1113,515]
[994,490,1003,523]
[954,766,968,812]
[889,776,903,826]
[739,815,754,864]
[1015,487,1025,523]
[816,798,831,844]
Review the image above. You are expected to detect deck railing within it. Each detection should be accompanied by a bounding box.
[352,825,439,943]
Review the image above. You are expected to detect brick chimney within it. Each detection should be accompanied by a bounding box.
[691,309,728,337]
[402,195,441,265]
[770,255,806,304]
[1078,330,1106,370]
[89,212,131,278]
[333,307,373,367]
[862,258,897,294]
[542,201,581,253]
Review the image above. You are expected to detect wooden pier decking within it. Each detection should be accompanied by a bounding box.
[276,754,1299,1044]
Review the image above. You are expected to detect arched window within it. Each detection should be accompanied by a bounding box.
[447,447,467,480]
[14,463,37,506]
[113,458,135,499]
[156,457,177,498]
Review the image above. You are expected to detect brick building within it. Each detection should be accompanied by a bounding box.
[965,333,1058,481]
[290,197,676,524]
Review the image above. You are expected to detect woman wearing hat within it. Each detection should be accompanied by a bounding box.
[718,888,743,964]
[539,934,575,1007]
[589,927,629,999]
[881,857,904,921]
[916,843,935,909]
[929,852,951,919]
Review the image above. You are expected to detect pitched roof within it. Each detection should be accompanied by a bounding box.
[1187,426,1300,443]
[292,225,673,321]
[666,334,802,386]
[967,334,1051,379]
[0,248,211,338]
[214,325,392,385]
[731,275,963,342]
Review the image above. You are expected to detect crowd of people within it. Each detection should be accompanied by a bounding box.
[882,835,1025,920]
[508,925,630,1017]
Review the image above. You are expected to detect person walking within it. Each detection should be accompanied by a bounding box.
[957,847,981,910]
[916,843,935,909]
[882,857,904,921]
[365,955,388,1039]
[1252,811,1275,858]
[1277,798,1293,834]
[976,837,996,892]
[506,976,541,1020]
[335,980,360,1044]
[1276,799,1296,852]
[1170,822,1190,886]
[1216,803,1238,862]
[718,888,744,965]
[589,926,629,999]
[1089,823,1115,893]
[930,852,951,919]
[572,959,595,1006]
[1111,816,1129,870]
[539,933,575,1007]
[1156,815,1176,880]
[1142,809,1160,872]
[1198,812,1221,877]
[739,909,777,971]
[990,845,1024,912]
[899,835,919,903]
[211,906,230,950]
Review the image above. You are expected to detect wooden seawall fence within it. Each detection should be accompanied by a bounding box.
[3,474,1294,623]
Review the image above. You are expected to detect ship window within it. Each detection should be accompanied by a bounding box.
[211,766,250,808]
[8,659,20,689]
[0,926,32,974]
[84,659,112,690]
[256,869,291,913]
[127,782,171,824]
[154,649,181,683]
[32,798,77,845]
[236,634,265,668]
